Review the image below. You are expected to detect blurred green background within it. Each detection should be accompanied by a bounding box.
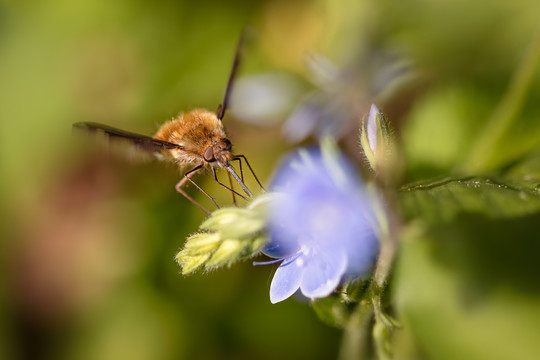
[1,0,540,359]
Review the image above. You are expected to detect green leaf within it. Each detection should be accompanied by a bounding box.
[338,302,374,360]
[401,84,492,178]
[341,279,371,302]
[373,321,392,360]
[393,215,540,360]
[311,296,351,329]
[505,149,540,179]
[399,176,540,222]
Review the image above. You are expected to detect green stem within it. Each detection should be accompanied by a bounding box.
[463,29,540,173]
[338,301,374,360]
[338,189,400,359]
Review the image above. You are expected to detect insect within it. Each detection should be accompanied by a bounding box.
[73,32,263,215]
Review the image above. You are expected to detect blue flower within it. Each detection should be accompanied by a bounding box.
[260,146,380,303]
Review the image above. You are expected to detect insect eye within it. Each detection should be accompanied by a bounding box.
[222,138,232,151]
[204,146,215,162]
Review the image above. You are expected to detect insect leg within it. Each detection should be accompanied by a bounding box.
[211,167,248,200]
[232,154,265,191]
[175,164,218,215]
[226,170,238,206]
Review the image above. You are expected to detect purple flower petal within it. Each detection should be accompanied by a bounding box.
[300,247,348,298]
[269,257,304,304]
[262,146,380,303]
[367,104,380,154]
[343,230,379,277]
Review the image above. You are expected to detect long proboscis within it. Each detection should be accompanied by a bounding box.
[224,162,253,198]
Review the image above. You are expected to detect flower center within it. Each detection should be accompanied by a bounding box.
[304,201,343,243]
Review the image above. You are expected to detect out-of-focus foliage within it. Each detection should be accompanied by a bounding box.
[400,176,540,222]
[2,0,540,359]
[394,216,540,360]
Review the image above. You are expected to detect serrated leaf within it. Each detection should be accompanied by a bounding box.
[399,176,540,222]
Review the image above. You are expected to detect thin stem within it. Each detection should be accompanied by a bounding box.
[338,301,374,360]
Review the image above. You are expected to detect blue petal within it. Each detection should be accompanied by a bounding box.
[262,231,301,258]
[343,230,380,277]
[269,257,304,304]
[300,247,347,299]
[264,146,381,303]
[366,104,380,153]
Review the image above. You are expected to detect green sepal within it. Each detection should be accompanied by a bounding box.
[311,296,351,329]
[205,239,244,268]
[176,196,272,275]
[176,253,211,275]
[181,232,222,255]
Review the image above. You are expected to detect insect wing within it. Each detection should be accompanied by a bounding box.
[73,122,180,153]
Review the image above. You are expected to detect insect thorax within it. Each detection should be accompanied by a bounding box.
[154,109,230,166]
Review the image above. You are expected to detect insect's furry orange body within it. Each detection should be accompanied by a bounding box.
[154,109,233,167]
[73,31,263,215]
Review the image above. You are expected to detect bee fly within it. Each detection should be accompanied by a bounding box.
[73,32,263,215]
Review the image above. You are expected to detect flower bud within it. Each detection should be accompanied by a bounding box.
[360,104,400,184]
[206,239,244,268]
[176,201,270,275]
[176,253,211,275]
[249,234,267,253]
[360,105,388,168]
[182,232,222,255]
[201,208,265,239]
